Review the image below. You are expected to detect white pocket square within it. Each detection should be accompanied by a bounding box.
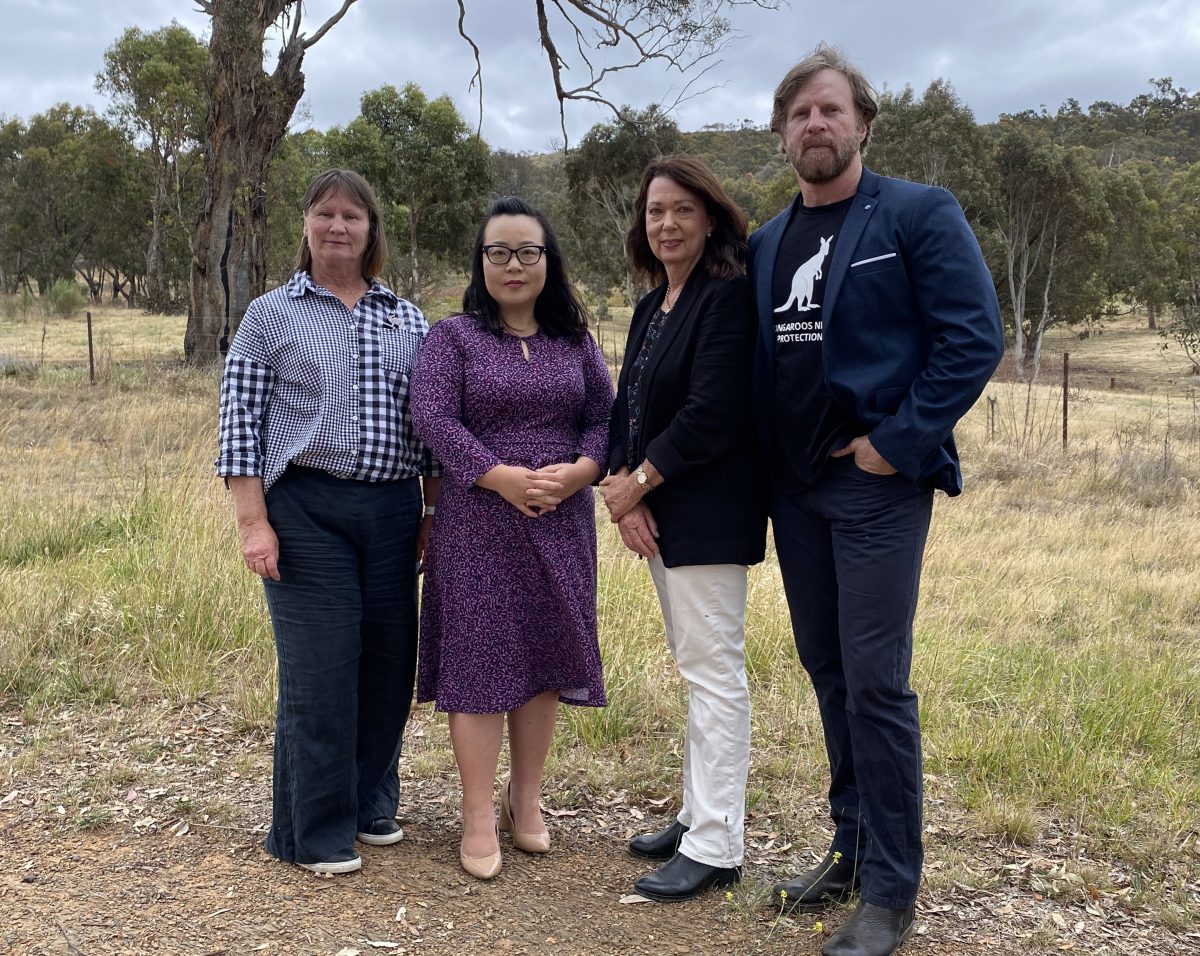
[850,252,897,268]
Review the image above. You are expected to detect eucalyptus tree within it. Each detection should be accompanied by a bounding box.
[328,83,492,304]
[869,79,996,228]
[185,0,784,361]
[98,23,207,312]
[563,105,680,307]
[990,121,1111,384]
[0,106,142,295]
[186,0,356,363]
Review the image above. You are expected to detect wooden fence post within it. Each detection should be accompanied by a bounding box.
[87,311,95,384]
[1062,351,1069,452]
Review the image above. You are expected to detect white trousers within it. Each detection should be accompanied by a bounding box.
[648,557,749,868]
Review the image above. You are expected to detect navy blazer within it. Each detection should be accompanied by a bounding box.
[748,167,1004,496]
[608,272,767,568]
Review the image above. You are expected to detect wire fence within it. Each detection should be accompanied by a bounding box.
[4,308,1199,476]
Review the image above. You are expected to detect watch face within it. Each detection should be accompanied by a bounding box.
[636,469,648,485]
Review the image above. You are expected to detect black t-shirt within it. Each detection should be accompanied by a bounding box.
[771,195,859,491]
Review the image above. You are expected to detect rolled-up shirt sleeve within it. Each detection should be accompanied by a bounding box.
[215,314,275,479]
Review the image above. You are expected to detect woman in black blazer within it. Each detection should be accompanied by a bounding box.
[601,154,768,902]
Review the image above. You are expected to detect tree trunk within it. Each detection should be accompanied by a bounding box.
[145,158,172,313]
[1147,301,1157,330]
[408,211,421,306]
[185,2,312,364]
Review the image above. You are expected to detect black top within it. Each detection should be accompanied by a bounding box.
[608,273,768,569]
[771,195,858,491]
[625,307,670,468]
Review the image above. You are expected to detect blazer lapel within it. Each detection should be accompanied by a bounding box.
[644,274,699,387]
[822,167,883,326]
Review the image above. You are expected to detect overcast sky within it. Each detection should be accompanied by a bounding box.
[2,0,1198,152]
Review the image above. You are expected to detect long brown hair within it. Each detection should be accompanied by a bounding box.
[625,154,747,286]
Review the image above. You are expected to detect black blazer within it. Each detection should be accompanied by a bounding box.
[607,272,768,568]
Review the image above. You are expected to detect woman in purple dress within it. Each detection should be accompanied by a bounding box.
[410,196,613,881]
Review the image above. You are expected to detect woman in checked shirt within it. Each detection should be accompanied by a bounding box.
[216,169,441,876]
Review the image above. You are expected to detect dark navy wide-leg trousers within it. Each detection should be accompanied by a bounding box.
[772,457,933,909]
[261,466,420,865]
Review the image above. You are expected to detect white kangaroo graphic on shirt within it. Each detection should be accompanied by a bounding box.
[775,236,832,313]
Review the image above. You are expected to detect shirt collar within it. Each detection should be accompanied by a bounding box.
[286,271,397,305]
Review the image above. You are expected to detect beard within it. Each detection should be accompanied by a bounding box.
[786,132,860,184]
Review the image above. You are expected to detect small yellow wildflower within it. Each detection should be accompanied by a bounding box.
[813,921,824,934]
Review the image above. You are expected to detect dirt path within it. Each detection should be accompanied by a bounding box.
[2,704,1196,955]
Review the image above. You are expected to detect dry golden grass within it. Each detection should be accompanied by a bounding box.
[0,303,187,365]
[1,310,1197,932]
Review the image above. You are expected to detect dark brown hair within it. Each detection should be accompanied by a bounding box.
[770,43,879,151]
[625,154,747,286]
[294,168,389,280]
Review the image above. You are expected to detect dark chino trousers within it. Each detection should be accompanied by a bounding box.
[261,466,420,865]
[772,456,933,909]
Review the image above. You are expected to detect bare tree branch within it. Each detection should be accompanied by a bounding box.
[455,0,784,146]
[303,0,356,51]
[456,0,484,136]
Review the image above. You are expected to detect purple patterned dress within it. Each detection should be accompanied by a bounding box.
[410,315,614,713]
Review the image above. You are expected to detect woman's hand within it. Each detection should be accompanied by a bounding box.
[617,502,660,559]
[528,458,603,513]
[238,518,281,580]
[599,471,644,523]
[478,464,563,518]
[416,515,433,572]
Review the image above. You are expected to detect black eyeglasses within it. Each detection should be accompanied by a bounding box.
[482,244,546,266]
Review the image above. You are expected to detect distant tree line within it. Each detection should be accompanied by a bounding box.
[0,18,1197,381]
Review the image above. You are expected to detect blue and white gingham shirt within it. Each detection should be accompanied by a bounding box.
[216,271,441,491]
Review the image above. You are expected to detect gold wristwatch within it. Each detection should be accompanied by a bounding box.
[635,465,650,490]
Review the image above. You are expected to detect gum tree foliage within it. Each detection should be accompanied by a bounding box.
[1099,160,1179,330]
[327,84,493,305]
[869,80,996,229]
[185,0,783,362]
[264,129,330,284]
[0,106,145,297]
[563,105,680,307]
[990,121,1111,384]
[98,23,207,312]
[1160,162,1200,374]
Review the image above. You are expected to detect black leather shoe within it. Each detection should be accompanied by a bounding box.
[633,851,740,902]
[773,850,860,911]
[356,817,404,846]
[821,901,915,956]
[628,820,689,860]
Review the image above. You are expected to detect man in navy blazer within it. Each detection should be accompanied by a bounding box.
[747,45,1003,956]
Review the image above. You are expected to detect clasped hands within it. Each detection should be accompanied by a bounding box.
[599,469,660,559]
[483,461,592,518]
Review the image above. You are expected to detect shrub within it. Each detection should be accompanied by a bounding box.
[45,279,88,319]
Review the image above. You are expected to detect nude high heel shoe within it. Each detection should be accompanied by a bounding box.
[500,779,551,854]
[460,824,502,880]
